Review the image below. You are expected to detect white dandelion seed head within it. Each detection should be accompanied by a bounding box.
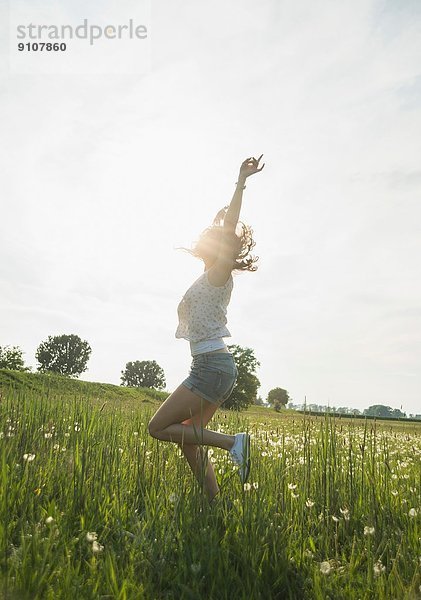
[409,508,418,518]
[288,483,297,490]
[45,516,54,524]
[373,560,386,577]
[364,526,375,536]
[320,561,332,575]
[92,540,104,554]
[305,499,315,508]
[190,562,201,574]
[243,482,252,491]
[23,453,35,461]
[86,531,98,542]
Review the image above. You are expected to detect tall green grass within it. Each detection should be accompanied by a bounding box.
[1,372,420,599]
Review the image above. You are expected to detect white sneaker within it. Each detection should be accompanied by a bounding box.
[229,432,251,484]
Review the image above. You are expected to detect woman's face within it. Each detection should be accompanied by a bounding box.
[195,229,222,263]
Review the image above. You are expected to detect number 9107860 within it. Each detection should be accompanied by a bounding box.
[18,42,67,51]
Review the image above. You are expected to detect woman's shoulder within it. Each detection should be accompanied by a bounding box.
[204,268,233,288]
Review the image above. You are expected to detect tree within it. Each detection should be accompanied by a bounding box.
[0,345,32,371]
[363,405,405,418]
[267,387,290,411]
[121,360,166,389]
[225,344,260,411]
[35,334,92,377]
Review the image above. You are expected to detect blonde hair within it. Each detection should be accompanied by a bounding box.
[178,206,259,272]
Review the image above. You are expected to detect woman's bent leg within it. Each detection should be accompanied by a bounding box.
[148,383,235,451]
[148,384,228,502]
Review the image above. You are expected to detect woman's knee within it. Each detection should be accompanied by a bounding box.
[148,419,162,438]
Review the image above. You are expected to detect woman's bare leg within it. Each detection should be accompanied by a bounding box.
[178,443,220,502]
[148,384,233,502]
[152,422,235,450]
[148,384,235,451]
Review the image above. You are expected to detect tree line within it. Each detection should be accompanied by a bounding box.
[0,335,286,411]
[288,402,421,420]
[3,337,415,417]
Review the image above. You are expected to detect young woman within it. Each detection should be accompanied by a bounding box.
[148,155,265,505]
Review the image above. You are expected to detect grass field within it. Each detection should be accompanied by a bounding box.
[1,369,420,599]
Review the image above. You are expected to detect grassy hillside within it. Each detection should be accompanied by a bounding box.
[1,368,419,429]
[0,368,168,407]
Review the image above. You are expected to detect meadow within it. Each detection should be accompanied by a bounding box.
[1,369,420,599]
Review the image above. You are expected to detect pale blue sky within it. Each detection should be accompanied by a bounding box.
[1,0,420,413]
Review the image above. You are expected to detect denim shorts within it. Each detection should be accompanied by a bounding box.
[182,351,238,405]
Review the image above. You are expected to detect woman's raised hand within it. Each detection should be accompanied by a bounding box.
[238,154,265,180]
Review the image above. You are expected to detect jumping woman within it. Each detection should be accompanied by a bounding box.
[148,154,265,505]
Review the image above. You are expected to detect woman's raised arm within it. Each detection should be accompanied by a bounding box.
[224,155,265,232]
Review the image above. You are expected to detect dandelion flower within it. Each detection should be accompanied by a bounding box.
[340,507,350,521]
[86,531,98,542]
[320,561,332,575]
[92,540,104,554]
[364,526,375,536]
[373,560,386,577]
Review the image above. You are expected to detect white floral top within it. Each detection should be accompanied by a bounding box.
[175,270,233,342]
